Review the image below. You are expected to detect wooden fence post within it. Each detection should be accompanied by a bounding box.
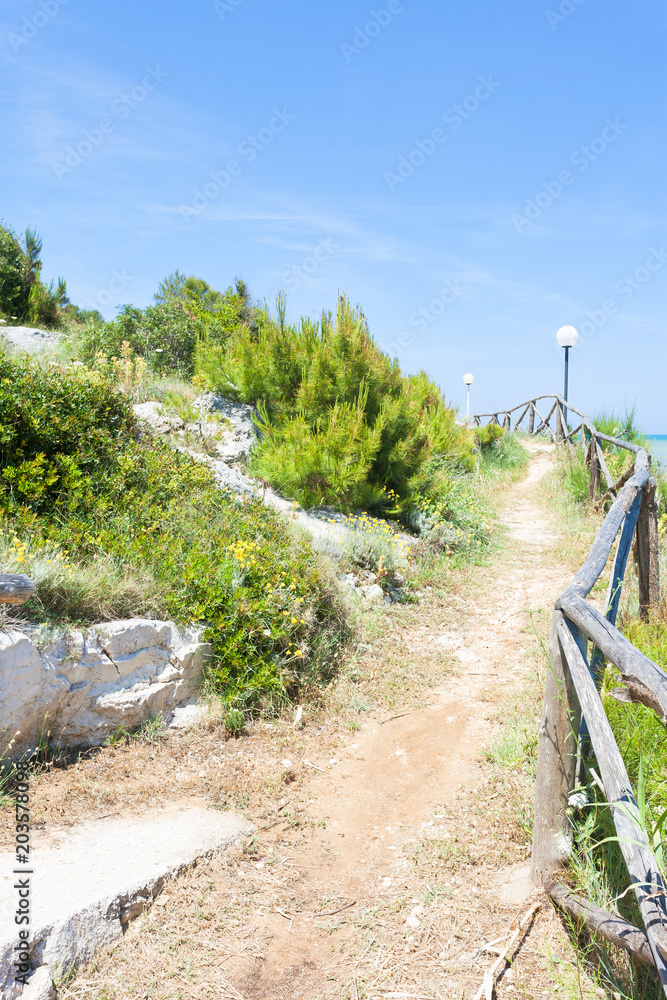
[588,437,600,498]
[556,402,565,443]
[503,412,511,432]
[637,478,661,620]
[528,403,535,436]
[531,609,582,886]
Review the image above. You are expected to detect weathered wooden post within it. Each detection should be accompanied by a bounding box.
[637,478,660,620]
[0,574,34,605]
[531,609,582,886]
[588,437,600,498]
[503,412,511,432]
[528,403,535,436]
[555,402,565,443]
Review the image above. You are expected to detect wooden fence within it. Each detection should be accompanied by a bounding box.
[473,396,667,985]
[0,573,34,605]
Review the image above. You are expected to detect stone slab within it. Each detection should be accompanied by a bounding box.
[0,803,252,997]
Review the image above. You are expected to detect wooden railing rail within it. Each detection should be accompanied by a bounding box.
[471,397,667,985]
[0,573,34,605]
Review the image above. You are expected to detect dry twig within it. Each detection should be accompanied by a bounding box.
[473,901,542,1000]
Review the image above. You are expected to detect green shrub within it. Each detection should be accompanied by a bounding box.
[409,474,491,554]
[341,512,410,576]
[70,278,253,377]
[0,224,69,329]
[223,709,246,735]
[0,357,349,708]
[479,431,530,474]
[474,423,505,448]
[0,358,134,518]
[70,302,202,375]
[197,294,475,513]
[0,223,29,320]
[251,397,385,510]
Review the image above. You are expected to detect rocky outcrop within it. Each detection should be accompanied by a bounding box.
[132,394,256,465]
[133,401,185,434]
[193,393,256,462]
[0,324,59,355]
[0,619,210,755]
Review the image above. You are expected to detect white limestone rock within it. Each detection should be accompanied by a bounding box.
[0,325,59,355]
[0,631,69,749]
[361,584,385,604]
[18,967,55,1000]
[133,401,184,434]
[0,806,253,999]
[193,393,256,462]
[0,619,211,755]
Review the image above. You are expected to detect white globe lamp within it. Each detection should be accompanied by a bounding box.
[556,326,578,427]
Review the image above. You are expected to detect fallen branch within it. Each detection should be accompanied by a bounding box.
[0,573,34,605]
[473,901,542,1000]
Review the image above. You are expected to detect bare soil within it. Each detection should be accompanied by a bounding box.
[8,443,607,998]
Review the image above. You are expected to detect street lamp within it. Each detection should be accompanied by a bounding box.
[556,326,578,426]
[463,373,474,418]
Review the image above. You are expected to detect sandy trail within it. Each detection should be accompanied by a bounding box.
[221,442,572,997]
[54,442,580,1000]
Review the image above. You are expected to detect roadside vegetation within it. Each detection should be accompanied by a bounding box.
[0,223,530,715]
[0,356,348,711]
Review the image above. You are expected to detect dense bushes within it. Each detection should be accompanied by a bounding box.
[0,224,28,320]
[197,294,475,513]
[63,281,486,552]
[70,277,251,376]
[0,358,348,707]
[0,223,69,328]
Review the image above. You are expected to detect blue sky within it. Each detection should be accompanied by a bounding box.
[2,0,666,428]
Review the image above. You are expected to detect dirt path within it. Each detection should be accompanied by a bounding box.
[213,443,569,996]
[59,442,589,1000]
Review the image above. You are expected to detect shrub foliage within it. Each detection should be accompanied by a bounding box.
[197,294,475,512]
[0,358,347,707]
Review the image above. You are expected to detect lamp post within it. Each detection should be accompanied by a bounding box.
[556,326,578,427]
[463,373,474,419]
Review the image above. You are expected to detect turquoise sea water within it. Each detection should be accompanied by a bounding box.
[648,436,667,468]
